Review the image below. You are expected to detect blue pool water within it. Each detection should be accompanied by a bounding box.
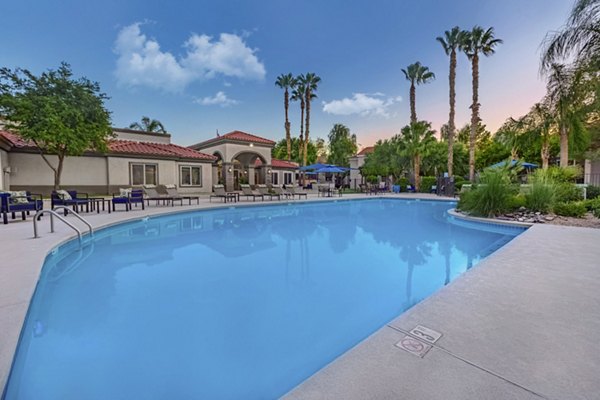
[3,199,524,400]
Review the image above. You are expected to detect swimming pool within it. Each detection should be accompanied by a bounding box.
[2,199,525,400]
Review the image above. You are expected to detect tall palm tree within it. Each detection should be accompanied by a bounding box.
[300,73,321,167]
[401,62,435,124]
[437,27,468,177]
[291,80,307,163]
[129,116,166,133]
[275,73,297,161]
[541,0,600,71]
[462,26,502,181]
[526,102,555,170]
[399,121,436,191]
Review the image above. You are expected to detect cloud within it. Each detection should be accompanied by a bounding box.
[114,23,266,92]
[195,91,239,107]
[322,93,402,118]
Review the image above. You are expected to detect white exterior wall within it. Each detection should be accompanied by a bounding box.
[271,169,296,185]
[349,155,365,187]
[0,149,9,190]
[198,142,271,164]
[8,153,107,187]
[175,161,214,193]
[114,130,171,144]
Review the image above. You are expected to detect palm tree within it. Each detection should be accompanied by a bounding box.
[401,62,435,124]
[526,102,555,170]
[291,80,307,163]
[462,26,502,181]
[541,0,600,70]
[300,73,321,167]
[437,27,468,177]
[275,73,297,161]
[399,121,436,191]
[128,116,167,133]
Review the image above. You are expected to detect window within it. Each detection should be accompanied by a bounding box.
[180,165,202,186]
[283,172,293,185]
[130,163,157,185]
[271,171,279,185]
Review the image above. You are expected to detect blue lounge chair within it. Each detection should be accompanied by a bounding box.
[1,191,44,224]
[406,185,416,193]
[51,190,91,214]
[112,189,145,211]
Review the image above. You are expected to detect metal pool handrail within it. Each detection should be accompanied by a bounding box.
[51,206,94,237]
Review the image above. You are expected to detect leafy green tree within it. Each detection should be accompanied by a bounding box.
[437,26,468,177]
[327,124,357,167]
[272,137,322,165]
[129,116,166,133]
[361,137,406,179]
[0,63,112,189]
[275,73,297,161]
[462,26,503,180]
[299,73,321,167]
[401,62,435,124]
[399,121,436,191]
[541,0,600,70]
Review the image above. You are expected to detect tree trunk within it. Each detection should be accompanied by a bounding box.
[299,101,305,186]
[304,90,311,167]
[54,154,65,190]
[414,154,421,192]
[409,82,417,124]
[559,122,569,167]
[541,138,550,170]
[447,49,456,177]
[284,89,291,161]
[469,53,480,181]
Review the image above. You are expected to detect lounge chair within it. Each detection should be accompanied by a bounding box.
[286,186,307,199]
[257,184,280,200]
[112,188,145,211]
[143,185,178,206]
[272,186,292,199]
[162,184,200,205]
[240,184,264,201]
[51,190,91,214]
[210,185,237,203]
[1,191,43,224]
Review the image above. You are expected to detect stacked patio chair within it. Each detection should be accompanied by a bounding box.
[1,191,44,224]
[51,190,91,214]
[112,188,145,211]
[240,184,264,201]
[285,185,308,199]
[272,186,292,200]
[143,185,182,206]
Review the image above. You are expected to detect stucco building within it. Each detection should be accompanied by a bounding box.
[348,146,374,188]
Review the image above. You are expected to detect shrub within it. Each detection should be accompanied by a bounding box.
[419,176,437,193]
[525,170,555,212]
[454,178,468,190]
[586,185,600,200]
[546,165,582,183]
[582,198,600,218]
[457,169,517,217]
[397,177,410,191]
[553,201,587,218]
[507,194,527,210]
[554,183,583,203]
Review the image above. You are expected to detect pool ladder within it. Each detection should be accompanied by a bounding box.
[33,207,94,246]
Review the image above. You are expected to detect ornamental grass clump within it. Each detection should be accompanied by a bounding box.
[525,169,555,213]
[458,168,516,217]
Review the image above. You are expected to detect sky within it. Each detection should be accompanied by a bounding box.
[0,0,573,149]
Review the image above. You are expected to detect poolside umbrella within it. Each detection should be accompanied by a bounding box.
[299,163,330,171]
[313,166,348,173]
[490,160,538,169]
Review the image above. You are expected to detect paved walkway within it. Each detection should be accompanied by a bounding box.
[1,194,599,399]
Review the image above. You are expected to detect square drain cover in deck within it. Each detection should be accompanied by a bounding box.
[409,325,442,344]
[395,335,432,358]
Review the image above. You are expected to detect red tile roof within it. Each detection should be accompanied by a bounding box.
[357,146,375,156]
[255,158,299,169]
[0,131,216,161]
[192,130,276,147]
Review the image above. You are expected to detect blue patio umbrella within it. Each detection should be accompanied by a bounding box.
[313,166,348,173]
[490,159,538,169]
[299,163,330,171]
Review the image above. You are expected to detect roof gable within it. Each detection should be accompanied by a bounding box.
[191,130,276,148]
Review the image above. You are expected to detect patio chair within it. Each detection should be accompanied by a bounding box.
[272,186,292,199]
[210,185,237,203]
[143,185,174,206]
[51,190,91,214]
[257,184,280,200]
[240,184,264,201]
[112,188,145,211]
[406,184,417,193]
[155,185,184,206]
[286,186,307,199]
[162,184,200,205]
[1,191,44,224]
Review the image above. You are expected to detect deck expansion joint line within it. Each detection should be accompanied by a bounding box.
[386,324,551,400]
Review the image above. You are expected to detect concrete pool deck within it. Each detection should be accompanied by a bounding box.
[1,193,599,399]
